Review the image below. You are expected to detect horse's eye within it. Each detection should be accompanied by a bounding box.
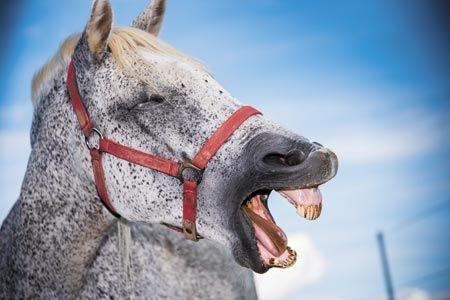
[132,94,165,110]
[149,94,165,103]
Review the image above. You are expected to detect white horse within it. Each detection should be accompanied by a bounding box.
[0,0,338,298]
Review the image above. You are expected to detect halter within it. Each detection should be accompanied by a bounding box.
[67,59,261,241]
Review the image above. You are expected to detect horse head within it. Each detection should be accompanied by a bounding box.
[69,0,338,274]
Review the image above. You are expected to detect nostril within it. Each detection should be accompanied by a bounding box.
[285,150,307,166]
[263,150,307,167]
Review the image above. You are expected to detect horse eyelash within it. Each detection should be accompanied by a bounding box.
[131,93,173,111]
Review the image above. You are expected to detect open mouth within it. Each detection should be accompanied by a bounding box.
[241,187,323,269]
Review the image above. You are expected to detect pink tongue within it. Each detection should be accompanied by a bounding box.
[242,205,287,257]
[253,219,287,257]
[278,187,322,207]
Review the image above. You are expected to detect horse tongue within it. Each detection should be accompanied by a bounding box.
[242,205,288,257]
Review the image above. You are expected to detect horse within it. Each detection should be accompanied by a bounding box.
[0,0,338,298]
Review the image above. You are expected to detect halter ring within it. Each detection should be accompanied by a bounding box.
[177,160,203,184]
[85,128,103,150]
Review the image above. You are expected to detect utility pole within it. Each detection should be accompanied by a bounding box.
[376,231,395,300]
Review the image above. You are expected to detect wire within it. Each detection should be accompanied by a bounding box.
[374,202,450,298]
[398,266,450,287]
[386,200,450,233]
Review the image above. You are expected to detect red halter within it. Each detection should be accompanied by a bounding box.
[67,59,261,241]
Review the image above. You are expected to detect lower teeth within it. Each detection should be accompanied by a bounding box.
[269,246,297,268]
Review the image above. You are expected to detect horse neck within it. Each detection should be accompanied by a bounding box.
[10,73,116,293]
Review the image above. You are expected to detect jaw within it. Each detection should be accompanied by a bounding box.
[237,186,323,273]
[229,147,338,273]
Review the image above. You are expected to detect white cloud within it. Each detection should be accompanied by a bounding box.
[258,88,446,165]
[254,233,326,300]
[397,288,431,300]
[329,104,446,164]
[324,112,442,164]
[371,288,432,300]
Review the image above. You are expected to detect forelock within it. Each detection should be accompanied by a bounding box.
[31,27,207,108]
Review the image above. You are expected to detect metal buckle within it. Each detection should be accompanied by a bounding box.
[85,128,103,150]
[177,160,203,183]
[182,219,199,241]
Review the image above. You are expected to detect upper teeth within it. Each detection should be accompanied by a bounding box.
[278,188,323,221]
[296,204,321,220]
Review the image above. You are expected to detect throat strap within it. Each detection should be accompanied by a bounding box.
[67,59,261,241]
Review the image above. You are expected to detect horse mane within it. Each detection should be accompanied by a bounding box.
[32,27,205,108]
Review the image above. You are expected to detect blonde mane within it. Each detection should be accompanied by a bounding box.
[32,27,205,107]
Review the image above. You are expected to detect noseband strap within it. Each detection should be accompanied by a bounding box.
[67,59,261,241]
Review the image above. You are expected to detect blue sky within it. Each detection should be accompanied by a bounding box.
[0,1,449,299]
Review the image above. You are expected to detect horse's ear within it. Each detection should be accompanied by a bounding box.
[85,0,113,60]
[132,0,166,36]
